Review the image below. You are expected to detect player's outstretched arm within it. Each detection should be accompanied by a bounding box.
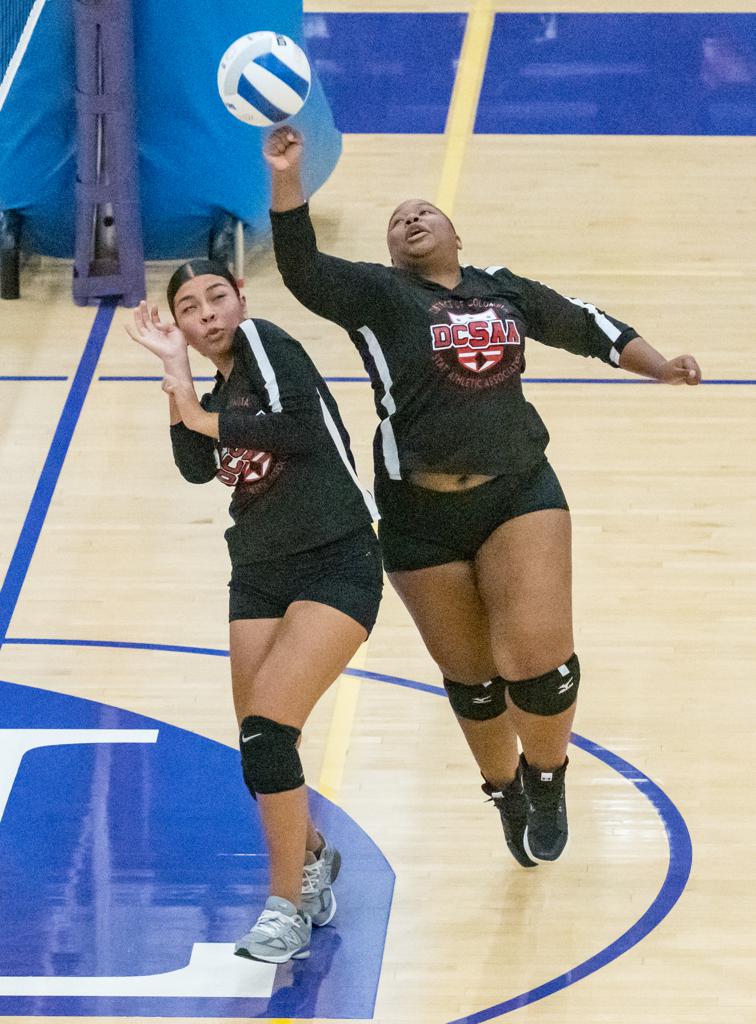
[264,126,305,212]
[264,128,388,331]
[619,336,702,385]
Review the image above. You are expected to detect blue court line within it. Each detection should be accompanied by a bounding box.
[0,376,68,381]
[96,375,756,385]
[0,301,116,648]
[3,635,692,1020]
[97,375,369,383]
[98,375,217,382]
[2,636,228,657]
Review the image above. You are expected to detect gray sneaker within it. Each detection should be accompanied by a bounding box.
[234,895,311,963]
[301,837,342,927]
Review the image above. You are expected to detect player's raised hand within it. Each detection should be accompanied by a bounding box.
[658,355,702,386]
[125,302,188,364]
[263,126,304,172]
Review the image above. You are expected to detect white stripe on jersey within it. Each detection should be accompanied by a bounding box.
[566,297,622,363]
[239,319,283,411]
[481,268,624,364]
[317,393,380,520]
[358,326,401,481]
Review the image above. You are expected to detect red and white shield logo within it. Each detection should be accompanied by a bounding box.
[449,309,508,374]
[457,346,504,373]
[430,307,521,376]
[240,450,273,482]
[216,447,275,487]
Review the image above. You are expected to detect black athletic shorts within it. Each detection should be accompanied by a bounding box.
[229,525,383,634]
[376,457,569,573]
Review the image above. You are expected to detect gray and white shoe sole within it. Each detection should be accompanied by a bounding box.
[312,888,337,927]
[326,848,342,886]
[234,943,310,963]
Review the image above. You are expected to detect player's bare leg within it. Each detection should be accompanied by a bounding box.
[388,561,519,786]
[475,508,575,861]
[231,618,322,858]
[388,563,535,865]
[231,605,365,905]
[475,508,575,765]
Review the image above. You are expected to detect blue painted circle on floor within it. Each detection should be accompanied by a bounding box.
[0,639,692,1020]
[0,676,393,1018]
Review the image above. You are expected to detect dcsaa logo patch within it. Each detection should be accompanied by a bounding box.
[431,307,520,374]
[429,300,523,389]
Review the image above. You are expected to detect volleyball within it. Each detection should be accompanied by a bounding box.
[217,31,311,128]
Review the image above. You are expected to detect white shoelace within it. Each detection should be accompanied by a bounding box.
[301,861,323,897]
[253,910,298,938]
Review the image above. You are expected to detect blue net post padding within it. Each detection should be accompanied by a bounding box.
[72,0,145,306]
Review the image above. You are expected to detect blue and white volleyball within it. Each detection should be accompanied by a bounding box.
[217,31,311,127]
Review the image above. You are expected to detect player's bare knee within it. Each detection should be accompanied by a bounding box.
[434,651,497,684]
[239,715,305,797]
[495,629,573,679]
[504,653,580,716]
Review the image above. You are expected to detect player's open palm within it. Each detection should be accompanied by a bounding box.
[125,301,188,364]
[263,126,304,172]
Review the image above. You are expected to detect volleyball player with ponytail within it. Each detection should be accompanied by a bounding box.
[126,260,382,961]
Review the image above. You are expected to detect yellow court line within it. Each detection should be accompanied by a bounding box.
[316,524,376,801]
[265,643,368,1024]
[314,0,495,861]
[267,647,370,1024]
[435,0,495,217]
[273,14,494,1020]
[317,642,368,802]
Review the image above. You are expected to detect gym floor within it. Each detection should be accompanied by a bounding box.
[1,2,755,1022]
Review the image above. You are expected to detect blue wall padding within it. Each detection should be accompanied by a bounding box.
[0,0,77,258]
[0,0,340,259]
[134,0,340,258]
[476,13,756,135]
[303,13,466,133]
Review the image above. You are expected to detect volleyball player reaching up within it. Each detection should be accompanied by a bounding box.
[125,260,382,961]
[263,127,701,867]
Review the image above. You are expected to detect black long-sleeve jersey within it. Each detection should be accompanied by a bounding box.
[170,318,377,565]
[271,204,640,480]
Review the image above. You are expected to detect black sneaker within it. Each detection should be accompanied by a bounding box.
[482,765,538,868]
[520,753,569,862]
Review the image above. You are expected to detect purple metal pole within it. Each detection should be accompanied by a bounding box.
[72,0,144,306]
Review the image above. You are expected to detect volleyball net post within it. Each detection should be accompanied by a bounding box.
[72,0,144,307]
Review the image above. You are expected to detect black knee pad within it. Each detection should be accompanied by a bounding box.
[239,715,305,795]
[505,653,580,716]
[444,676,508,721]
